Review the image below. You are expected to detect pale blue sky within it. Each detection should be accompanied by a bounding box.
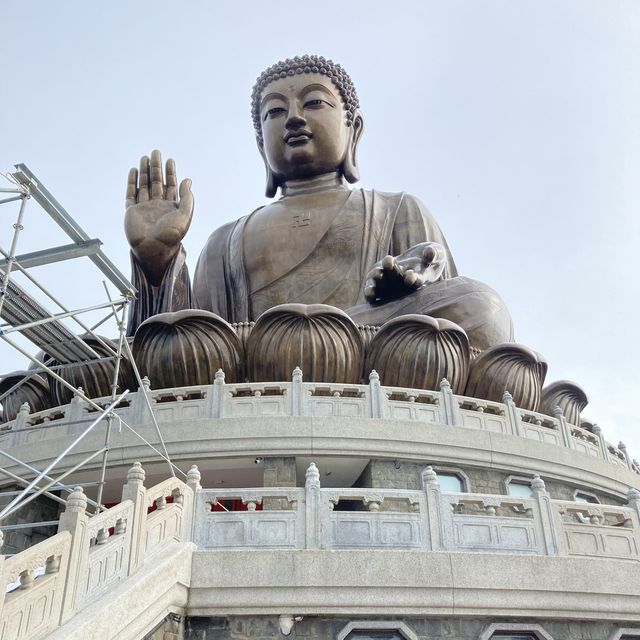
[1,1,639,453]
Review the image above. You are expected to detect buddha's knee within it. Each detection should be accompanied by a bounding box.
[433,276,513,351]
[348,275,513,351]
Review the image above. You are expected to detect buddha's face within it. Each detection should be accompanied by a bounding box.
[259,73,353,182]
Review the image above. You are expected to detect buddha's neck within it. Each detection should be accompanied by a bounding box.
[280,172,348,198]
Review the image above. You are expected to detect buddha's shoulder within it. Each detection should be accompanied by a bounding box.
[199,207,264,255]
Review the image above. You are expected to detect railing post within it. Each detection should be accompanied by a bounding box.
[131,376,152,422]
[368,370,384,419]
[438,378,458,426]
[626,487,640,529]
[619,442,634,470]
[121,461,147,575]
[422,466,443,550]
[210,369,225,419]
[502,391,523,437]
[57,487,90,623]
[184,465,202,542]
[66,390,87,422]
[0,531,5,618]
[531,475,560,556]
[552,406,573,449]
[15,402,31,429]
[590,423,609,460]
[305,462,320,549]
[292,367,304,417]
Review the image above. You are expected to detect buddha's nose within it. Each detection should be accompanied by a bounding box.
[285,105,306,130]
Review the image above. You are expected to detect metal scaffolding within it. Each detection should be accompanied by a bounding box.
[0,165,182,528]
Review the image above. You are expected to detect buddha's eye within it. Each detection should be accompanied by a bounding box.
[264,107,286,120]
[304,99,326,109]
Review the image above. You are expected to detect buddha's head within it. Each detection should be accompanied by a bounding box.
[251,55,364,197]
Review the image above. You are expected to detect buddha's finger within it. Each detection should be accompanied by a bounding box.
[165,159,177,201]
[150,149,164,200]
[138,156,150,202]
[403,269,420,288]
[126,168,138,208]
[422,245,437,266]
[178,179,194,218]
[364,283,377,302]
[370,266,384,281]
[381,255,395,272]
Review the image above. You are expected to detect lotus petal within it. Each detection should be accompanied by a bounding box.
[541,380,588,425]
[464,343,548,411]
[364,314,469,393]
[246,304,363,383]
[133,310,243,387]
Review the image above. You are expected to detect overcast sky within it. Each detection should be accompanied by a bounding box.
[1,1,639,456]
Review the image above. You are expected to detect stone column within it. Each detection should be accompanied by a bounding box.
[0,531,5,618]
[619,442,634,470]
[591,423,609,460]
[57,487,89,623]
[438,378,458,426]
[502,391,524,437]
[66,391,87,422]
[184,465,202,541]
[131,376,152,423]
[531,475,560,556]
[291,367,304,417]
[209,369,225,419]
[14,402,30,429]
[304,462,321,549]
[553,406,573,450]
[626,487,640,528]
[121,461,148,575]
[368,370,384,419]
[422,466,443,551]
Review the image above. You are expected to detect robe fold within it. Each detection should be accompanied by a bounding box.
[192,189,457,322]
[126,188,512,349]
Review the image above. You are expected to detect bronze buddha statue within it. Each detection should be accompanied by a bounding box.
[124,55,513,351]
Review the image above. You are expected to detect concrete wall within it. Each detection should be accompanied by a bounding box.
[358,460,624,506]
[183,616,640,640]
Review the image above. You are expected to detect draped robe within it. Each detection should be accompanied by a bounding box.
[127,188,512,350]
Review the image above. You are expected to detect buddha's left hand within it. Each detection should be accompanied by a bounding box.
[363,242,446,303]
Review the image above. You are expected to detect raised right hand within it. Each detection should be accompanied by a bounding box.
[124,150,194,286]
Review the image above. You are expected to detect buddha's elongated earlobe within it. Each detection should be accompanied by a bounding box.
[342,111,364,184]
[264,163,278,198]
[257,137,279,198]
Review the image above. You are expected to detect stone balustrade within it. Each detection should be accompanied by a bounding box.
[194,463,640,561]
[0,463,197,640]
[1,462,639,639]
[1,371,636,476]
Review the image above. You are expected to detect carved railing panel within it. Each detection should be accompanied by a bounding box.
[441,493,541,554]
[554,500,639,560]
[570,425,602,458]
[386,389,440,423]
[322,489,425,549]
[194,488,304,549]
[457,397,509,434]
[0,532,71,640]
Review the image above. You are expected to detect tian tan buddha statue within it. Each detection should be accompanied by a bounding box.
[115,54,572,416]
[0,56,588,423]
[124,55,513,352]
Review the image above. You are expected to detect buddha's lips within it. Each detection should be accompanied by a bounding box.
[285,132,313,145]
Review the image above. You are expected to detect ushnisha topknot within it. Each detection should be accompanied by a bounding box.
[251,55,360,142]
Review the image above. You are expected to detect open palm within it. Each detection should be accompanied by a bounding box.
[124,150,194,286]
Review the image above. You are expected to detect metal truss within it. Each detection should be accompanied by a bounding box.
[0,165,181,524]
